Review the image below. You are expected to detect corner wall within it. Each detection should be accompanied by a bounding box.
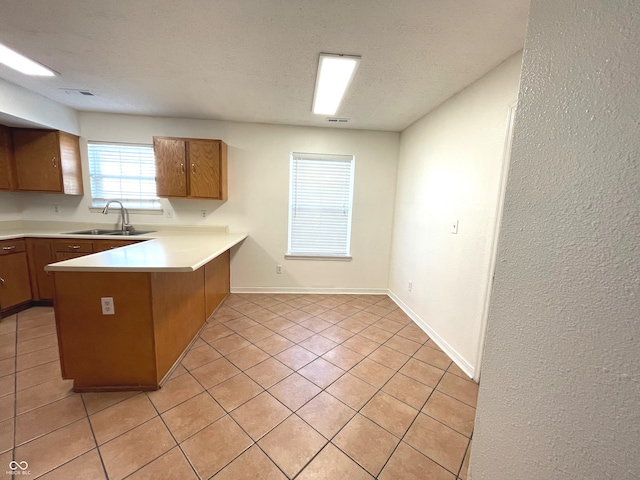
[388,53,522,376]
[472,1,640,478]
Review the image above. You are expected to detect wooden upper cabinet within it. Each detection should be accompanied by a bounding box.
[153,136,227,200]
[12,129,83,195]
[0,125,18,191]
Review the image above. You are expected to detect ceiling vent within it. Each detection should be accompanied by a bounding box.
[60,88,95,96]
[326,117,349,123]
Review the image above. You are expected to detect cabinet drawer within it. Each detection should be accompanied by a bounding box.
[52,240,93,254]
[0,239,26,256]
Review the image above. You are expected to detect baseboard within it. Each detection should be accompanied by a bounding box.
[387,290,476,380]
[230,286,389,295]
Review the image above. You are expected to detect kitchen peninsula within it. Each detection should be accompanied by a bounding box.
[44,229,247,392]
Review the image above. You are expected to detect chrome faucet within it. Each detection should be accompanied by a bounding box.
[102,200,133,232]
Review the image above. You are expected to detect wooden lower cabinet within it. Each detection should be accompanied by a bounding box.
[52,251,230,391]
[0,240,32,313]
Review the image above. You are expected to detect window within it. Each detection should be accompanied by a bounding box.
[287,152,355,258]
[87,142,160,209]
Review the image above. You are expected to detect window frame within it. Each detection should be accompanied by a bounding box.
[286,152,355,260]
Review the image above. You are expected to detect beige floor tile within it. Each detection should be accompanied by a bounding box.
[280,324,314,343]
[199,323,234,343]
[169,364,188,380]
[16,324,56,343]
[282,310,313,324]
[0,417,13,454]
[16,361,61,392]
[0,394,13,422]
[14,418,95,479]
[245,307,280,324]
[147,373,204,413]
[404,413,468,475]
[298,334,338,356]
[38,449,106,480]
[238,324,274,342]
[459,440,471,479]
[267,303,297,316]
[90,393,157,445]
[181,415,252,479]
[372,318,404,334]
[396,324,430,343]
[399,358,446,387]
[0,450,12,475]
[181,344,221,371]
[382,373,433,410]
[368,345,410,370]
[210,333,252,355]
[319,325,354,343]
[254,334,294,355]
[232,302,264,316]
[350,311,382,325]
[208,373,263,412]
[0,331,14,348]
[342,335,379,356]
[224,316,259,332]
[15,377,74,415]
[100,417,175,480]
[436,373,479,408]
[423,390,476,437]
[245,358,293,389]
[384,309,412,325]
[298,358,345,389]
[299,303,329,316]
[349,358,395,389]
[230,392,291,440]
[384,335,422,355]
[16,334,57,356]
[426,338,445,352]
[315,309,348,324]
[297,443,373,480]
[0,373,14,398]
[263,316,296,333]
[359,325,394,344]
[337,318,368,334]
[189,357,240,389]
[226,344,270,371]
[0,342,16,361]
[297,391,356,439]
[299,317,333,333]
[361,391,419,438]
[447,362,472,380]
[212,444,286,480]
[162,392,225,442]
[379,441,455,480]
[322,345,364,370]
[16,346,59,371]
[268,373,321,411]
[0,316,16,335]
[333,414,399,477]
[275,345,317,370]
[0,358,15,377]
[81,390,138,415]
[326,373,377,410]
[15,394,86,446]
[332,304,361,317]
[127,446,198,480]
[414,345,453,370]
[258,415,327,478]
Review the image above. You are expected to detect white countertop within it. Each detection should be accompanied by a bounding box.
[0,222,247,273]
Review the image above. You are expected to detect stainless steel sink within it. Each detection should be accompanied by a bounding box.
[65,229,155,236]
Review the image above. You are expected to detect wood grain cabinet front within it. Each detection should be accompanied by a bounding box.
[51,240,94,261]
[26,238,55,301]
[0,125,18,191]
[0,239,32,313]
[12,129,83,195]
[153,136,227,200]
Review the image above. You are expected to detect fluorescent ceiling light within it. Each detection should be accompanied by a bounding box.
[312,54,360,115]
[0,42,56,76]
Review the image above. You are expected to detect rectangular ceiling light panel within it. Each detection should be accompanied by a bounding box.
[0,42,56,76]
[312,54,361,116]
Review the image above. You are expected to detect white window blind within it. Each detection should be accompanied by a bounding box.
[288,152,355,258]
[87,142,160,209]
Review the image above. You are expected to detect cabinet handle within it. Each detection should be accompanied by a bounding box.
[180,163,185,174]
[0,277,4,286]
[51,156,57,168]
[191,163,196,174]
[2,246,16,251]
[69,245,81,249]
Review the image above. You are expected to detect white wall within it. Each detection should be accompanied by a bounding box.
[18,113,399,292]
[472,1,640,479]
[388,53,522,376]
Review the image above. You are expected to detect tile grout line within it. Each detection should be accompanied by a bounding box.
[79,393,110,480]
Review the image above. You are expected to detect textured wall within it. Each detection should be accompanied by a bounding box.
[388,53,522,375]
[472,1,640,479]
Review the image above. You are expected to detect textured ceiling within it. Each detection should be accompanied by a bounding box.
[0,0,529,131]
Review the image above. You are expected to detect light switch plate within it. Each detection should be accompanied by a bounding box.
[451,220,459,234]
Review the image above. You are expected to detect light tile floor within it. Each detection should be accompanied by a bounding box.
[0,294,478,479]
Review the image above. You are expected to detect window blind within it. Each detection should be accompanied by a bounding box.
[288,152,355,257]
[87,142,160,209]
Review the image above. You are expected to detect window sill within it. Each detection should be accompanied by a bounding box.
[285,254,352,261]
[89,207,164,215]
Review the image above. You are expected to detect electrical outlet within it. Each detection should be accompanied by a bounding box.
[276,265,283,274]
[408,280,413,291]
[165,209,173,218]
[101,297,115,315]
[201,210,207,218]
[53,205,60,215]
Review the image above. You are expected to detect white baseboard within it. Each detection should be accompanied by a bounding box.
[387,290,476,380]
[230,286,389,295]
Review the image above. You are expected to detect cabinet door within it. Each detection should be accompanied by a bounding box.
[0,252,32,310]
[154,137,187,197]
[188,140,221,198]
[26,239,55,300]
[12,130,62,192]
[0,125,17,191]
